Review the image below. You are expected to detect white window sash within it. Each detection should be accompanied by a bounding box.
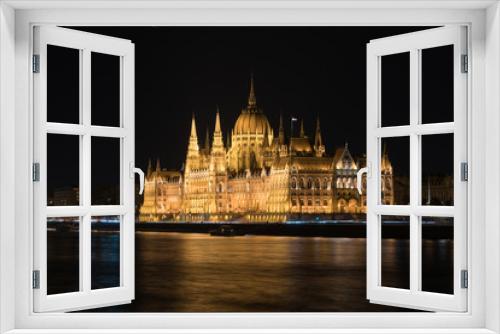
[366,26,468,312]
[32,26,136,312]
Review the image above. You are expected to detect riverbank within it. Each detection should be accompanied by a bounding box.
[135,221,453,239]
[47,220,453,239]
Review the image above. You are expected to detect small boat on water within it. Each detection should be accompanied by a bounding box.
[210,224,245,237]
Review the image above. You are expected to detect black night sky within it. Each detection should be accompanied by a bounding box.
[48,26,456,193]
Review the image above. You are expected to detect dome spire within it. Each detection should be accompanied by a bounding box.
[247,73,257,111]
[300,119,305,138]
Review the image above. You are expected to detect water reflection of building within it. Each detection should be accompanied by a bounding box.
[422,176,454,206]
[48,187,79,206]
[139,77,394,222]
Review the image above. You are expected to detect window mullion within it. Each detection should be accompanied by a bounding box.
[81,48,92,293]
[409,49,421,292]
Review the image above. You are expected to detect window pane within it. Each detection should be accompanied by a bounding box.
[381,52,410,127]
[421,216,454,294]
[47,45,80,124]
[91,216,121,290]
[421,45,454,124]
[47,217,80,295]
[47,134,80,206]
[91,52,120,127]
[91,137,121,205]
[381,215,410,289]
[421,134,454,206]
[380,137,408,205]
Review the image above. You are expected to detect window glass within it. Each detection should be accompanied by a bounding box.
[421,45,454,124]
[91,52,121,127]
[47,134,80,206]
[91,216,121,290]
[47,45,80,124]
[381,215,410,290]
[381,52,410,127]
[421,134,454,206]
[47,217,80,295]
[91,137,121,205]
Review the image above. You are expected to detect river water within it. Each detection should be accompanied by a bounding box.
[48,230,453,312]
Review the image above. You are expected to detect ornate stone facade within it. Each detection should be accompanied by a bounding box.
[139,77,394,222]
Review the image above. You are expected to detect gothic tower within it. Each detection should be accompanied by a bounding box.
[185,114,200,172]
[314,116,325,157]
[210,108,227,173]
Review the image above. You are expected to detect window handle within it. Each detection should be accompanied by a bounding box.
[130,162,145,195]
[356,164,370,195]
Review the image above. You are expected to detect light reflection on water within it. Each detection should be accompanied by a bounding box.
[88,232,417,312]
[44,231,453,312]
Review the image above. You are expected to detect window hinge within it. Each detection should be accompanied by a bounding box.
[32,162,40,182]
[32,54,40,73]
[461,162,468,182]
[32,270,40,289]
[461,54,468,73]
[461,269,468,289]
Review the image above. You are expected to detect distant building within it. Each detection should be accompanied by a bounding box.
[139,76,394,222]
[49,187,79,206]
[422,175,454,206]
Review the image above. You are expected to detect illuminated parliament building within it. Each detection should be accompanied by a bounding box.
[139,77,394,222]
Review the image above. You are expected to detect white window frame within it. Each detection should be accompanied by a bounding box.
[366,26,468,312]
[32,26,136,312]
[0,1,499,333]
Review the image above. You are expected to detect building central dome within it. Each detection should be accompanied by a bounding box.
[233,75,272,135]
[234,112,272,135]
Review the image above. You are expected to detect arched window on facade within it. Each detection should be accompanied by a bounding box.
[348,198,358,212]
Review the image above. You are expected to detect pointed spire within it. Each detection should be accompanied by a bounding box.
[214,106,222,133]
[300,119,305,138]
[248,73,256,109]
[211,107,225,154]
[314,116,323,147]
[156,158,161,172]
[147,158,152,177]
[226,131,231,149]
[314,116,325,157]
[190,113,198,139]
[278,113,285,145]
[186,113,200,158]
